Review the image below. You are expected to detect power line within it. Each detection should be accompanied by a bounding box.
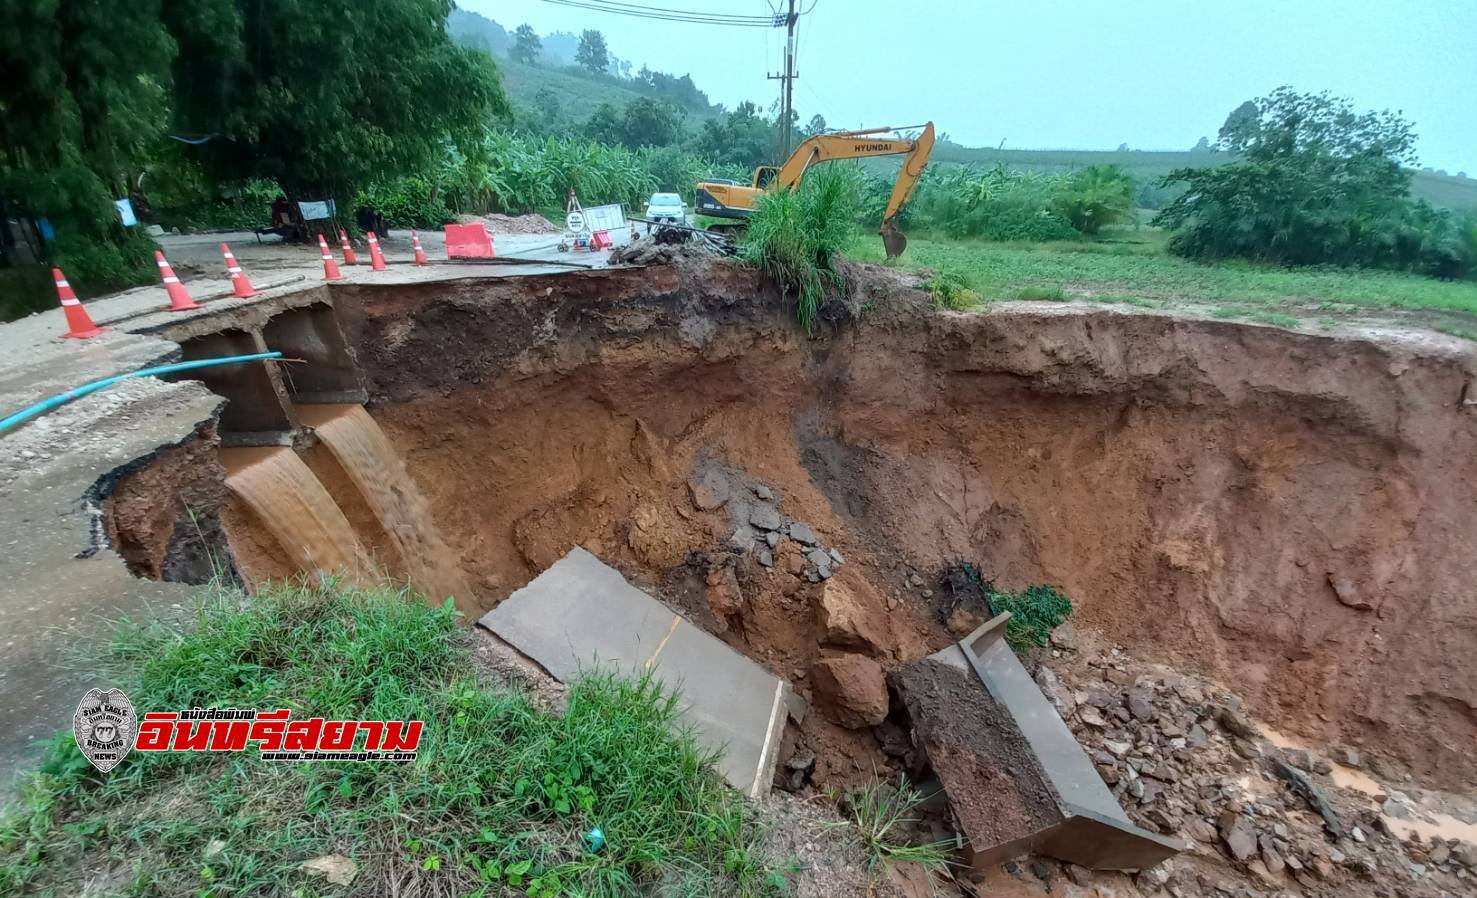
[540,0,782,26]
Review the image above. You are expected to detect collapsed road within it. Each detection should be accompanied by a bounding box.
[3,232,1476,896]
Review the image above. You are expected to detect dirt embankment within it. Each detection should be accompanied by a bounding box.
[245,262,1477,787]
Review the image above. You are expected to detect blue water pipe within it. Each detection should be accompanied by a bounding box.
[0,351,284,435]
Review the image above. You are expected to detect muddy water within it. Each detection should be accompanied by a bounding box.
[296,404,474,611]
[219,447,365,576]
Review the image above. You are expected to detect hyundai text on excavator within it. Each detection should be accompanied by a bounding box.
[694,122,936,258]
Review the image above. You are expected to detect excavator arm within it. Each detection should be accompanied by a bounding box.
[773,121,936,258]
[694,121,936,258]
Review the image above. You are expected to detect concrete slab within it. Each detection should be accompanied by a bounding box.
[892,614,1180,872]
[478,548,787,798]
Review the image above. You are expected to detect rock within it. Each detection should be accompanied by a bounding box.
[1328,571,1374,610]
[788,522,818,545]
[688,469,730,510]
[765,531,783,548]
[203,839,226,859]
[1220,813,1259,862]
[1064,863,1093,886]
[1259,835,1286,874]
[828,547,845,566]
[1233,738,1262,760]
[906,572,924,589]
[815,577,891,656]
[781,751,816,792]
[1381,796,1410,818]
[1049,620,1077,650]
[1245,858,1277,886]
[1034,666,1076,719]
[946,607,984,637]
[1368,753,1403,780]
[814,563,832,581]
[1217,705,1259,739]
[753,484,774,501]
[1128,688,1156,722]
[1337,746,1363,768]
[1078,705,1109,728]
[705,565,743,623]
[749,504,783,531]
[758,549,774,568]
[1186,817,1219,844]
[1136,863,1171,893]
[301,855,358,886]
[1104,738,1132,757]
[1427,842,1449,866]
[1311,755,1333,775]
[810,654,889,728]
[1030,861,1051,883]
[805,547,831,569]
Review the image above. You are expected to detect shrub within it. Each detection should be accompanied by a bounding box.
[739,166,859,332]
[922,271,982,311]
[1052,165,1134,235]
[1156,87,1474,280]
[357,175,456,228]
[988,584,1074,651]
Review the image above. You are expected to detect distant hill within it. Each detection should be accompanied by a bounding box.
[448,8,713,126]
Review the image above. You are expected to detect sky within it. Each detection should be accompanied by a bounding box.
[468,0,1477,174]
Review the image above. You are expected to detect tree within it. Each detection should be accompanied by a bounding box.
[0,0,176,299]
[167,0,508,199]
[800,115,828,139]
[583,103,624,145]
[692,102,776,169]
[619,98,683,149]
[575,29,609,74]
[532,88,561,132]
[1219,100,1261,148]
[1192,136,1212,152]
[1157,87,1468,277]
[1051,165,1134,235]
[511,24,541,64]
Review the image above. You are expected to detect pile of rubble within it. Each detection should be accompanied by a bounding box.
[1034,636,1477,897]
[609,228,730,265]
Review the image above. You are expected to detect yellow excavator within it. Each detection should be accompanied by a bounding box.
[694,122,936,258]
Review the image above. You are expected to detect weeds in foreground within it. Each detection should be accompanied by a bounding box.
[921,271,982,312]
[740,167,859,333]
[0,578,782,898]
[833,779,954,874]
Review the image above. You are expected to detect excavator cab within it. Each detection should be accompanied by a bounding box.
[695,122,935,258]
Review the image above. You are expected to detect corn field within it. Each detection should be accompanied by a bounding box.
[360,131,749,227]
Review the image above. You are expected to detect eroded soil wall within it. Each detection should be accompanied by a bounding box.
[235,264,1477,786]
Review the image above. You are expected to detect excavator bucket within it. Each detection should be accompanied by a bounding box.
[881,220,908,259]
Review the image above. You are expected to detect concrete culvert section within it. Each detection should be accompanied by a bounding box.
[71,258,1477,887]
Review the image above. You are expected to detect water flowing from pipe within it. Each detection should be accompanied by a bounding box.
[219,447,366,578]
[296,404,474,609]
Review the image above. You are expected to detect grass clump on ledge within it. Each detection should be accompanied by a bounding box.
[0,578,782,898]
[921,270,982,312]
[739,167,859,333]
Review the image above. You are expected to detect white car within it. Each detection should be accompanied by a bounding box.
[644,192,686,225]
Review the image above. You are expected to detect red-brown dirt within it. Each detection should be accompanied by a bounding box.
[113,260,1477,790]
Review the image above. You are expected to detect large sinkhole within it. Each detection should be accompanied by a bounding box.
[103,261,1477,793]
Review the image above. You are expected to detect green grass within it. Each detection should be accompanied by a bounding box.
[831,780,953,875]
[0,579,782,898]
[848,230,1477,322]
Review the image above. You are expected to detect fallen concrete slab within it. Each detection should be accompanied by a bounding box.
[891,612,1180,872]
[477,547,788,798]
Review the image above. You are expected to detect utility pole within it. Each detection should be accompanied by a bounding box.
[768,0,799,158]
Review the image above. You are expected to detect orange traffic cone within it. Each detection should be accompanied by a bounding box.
[318,234,344,280]
[339,229,359,265]
[54,268,104,339]
[411,229,428,266]
[366,231,388,271]
[221,243,258,298]
[156,250,201,311]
